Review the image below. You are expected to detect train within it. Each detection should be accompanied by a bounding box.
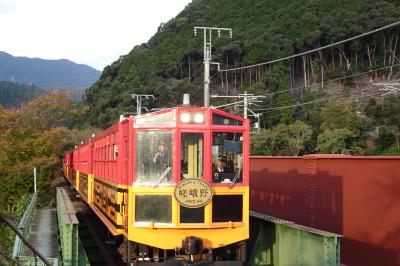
[63,104,250,264]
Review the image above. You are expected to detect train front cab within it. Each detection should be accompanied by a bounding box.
[127,107,250,259]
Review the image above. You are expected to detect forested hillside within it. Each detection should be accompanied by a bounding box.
[84,0,400,155]
[0,81,43,108]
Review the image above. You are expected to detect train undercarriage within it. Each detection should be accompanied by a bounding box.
[118,238,246,265]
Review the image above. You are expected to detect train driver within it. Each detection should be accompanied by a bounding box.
[213,155,234,183]
[153,140,171,175]
[214,155,227,173]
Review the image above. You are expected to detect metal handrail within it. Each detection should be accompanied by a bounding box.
[0,215,53,266]
[12,192,38,258]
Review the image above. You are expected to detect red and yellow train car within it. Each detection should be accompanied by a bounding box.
[64,106,250,264]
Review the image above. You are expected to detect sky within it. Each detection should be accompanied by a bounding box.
[0,0,191,70]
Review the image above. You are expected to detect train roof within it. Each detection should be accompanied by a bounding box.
[71,106,248,151]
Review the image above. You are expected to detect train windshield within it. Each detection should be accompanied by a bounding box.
[180,133,204,180]
[212,132,243,184]
[135,131,173,184]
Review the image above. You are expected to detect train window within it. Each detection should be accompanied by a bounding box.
[212,132,243,184]
[135,131,173,184]
[180,133,203,180]
[180,206,204,223]
[212,114,243,126]
[135,111,174,126]
[113,144,118,160]
[135,195,172,223]
[212,195,243,222]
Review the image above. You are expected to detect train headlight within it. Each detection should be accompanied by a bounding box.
[194,113,204,123]
[180,112,191,123]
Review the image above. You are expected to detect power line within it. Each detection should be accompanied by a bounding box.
[211,92,266,118]
[236,0,307,36]
[260,63,400,97]
[258,91,386,123]
[209,63,400,116]
[221,20,400,72]
[256,87,385,113]
[231,0,267,19]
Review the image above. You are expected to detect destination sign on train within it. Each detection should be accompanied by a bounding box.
[174,178,213,208]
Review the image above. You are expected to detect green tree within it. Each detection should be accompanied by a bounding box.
[316,128,356,154]
[365,96,400,153]
[285,121,313,156]
[251,121,312,156]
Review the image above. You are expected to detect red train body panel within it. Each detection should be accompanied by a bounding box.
[250,155,400,266]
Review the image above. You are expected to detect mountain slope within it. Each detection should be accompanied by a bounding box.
[0,81,43,108]
[84,0,400,128]
[0,51,101,89]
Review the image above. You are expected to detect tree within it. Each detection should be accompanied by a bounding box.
[320,101,364,134]
[285,121,313,156]
[251,121,312,156]
[316,128,356,154]
[0,91,84,211]
[365,96,400,153]
[251,128,281,156]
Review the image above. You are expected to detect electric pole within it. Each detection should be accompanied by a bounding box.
[211,91,266,119]
[131,94,155,115]
[194,26,232,107]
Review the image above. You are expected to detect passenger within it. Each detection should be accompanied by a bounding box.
[153,140,170,174]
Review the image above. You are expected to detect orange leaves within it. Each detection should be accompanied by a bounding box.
[0,91,85,210]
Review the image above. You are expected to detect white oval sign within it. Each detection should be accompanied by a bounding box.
[174,178,213,208]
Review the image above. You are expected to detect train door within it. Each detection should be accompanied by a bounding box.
[178,130,207,224]
[121,121,130,231]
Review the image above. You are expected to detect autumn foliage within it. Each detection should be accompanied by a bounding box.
[0,91,91,211]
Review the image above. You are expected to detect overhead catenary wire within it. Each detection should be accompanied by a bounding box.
[231,0,268,19]
[214,63,400,112]
[221,20,400,72]
[236,0,308,36]
[256,86,388,114]
[257,91,387,123]
[209,19,400,114]
[260,63,400,97]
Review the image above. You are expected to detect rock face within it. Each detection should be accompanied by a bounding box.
[0,51,101,89]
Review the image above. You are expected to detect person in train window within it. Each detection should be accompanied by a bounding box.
[214,155,227,173]
[153,140,170,174]
[213,155,234,183]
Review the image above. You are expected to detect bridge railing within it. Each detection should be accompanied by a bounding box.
[249,211,341,266]
[0,214,56,266]
[56,187,89,266]
[12,192,38,258]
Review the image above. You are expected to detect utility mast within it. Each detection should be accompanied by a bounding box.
[211,92,265,133]
[194,26,232,107]
[211,91,266,119]
[131,94,155,115]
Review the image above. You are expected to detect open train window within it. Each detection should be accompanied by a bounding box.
[212,132,243,184]
[180,133,203,180]
[135,195,172,223]
[135,131,173,184]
